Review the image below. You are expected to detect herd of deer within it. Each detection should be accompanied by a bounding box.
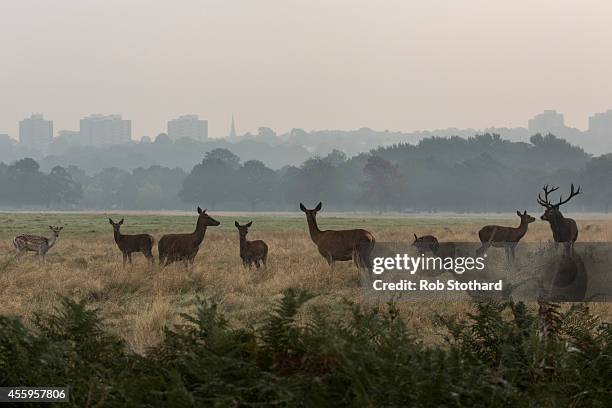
[11,184,582,269]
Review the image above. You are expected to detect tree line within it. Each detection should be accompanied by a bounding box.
[1,133,611,212]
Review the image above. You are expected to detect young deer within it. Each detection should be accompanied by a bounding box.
[234,221,268,268]
[412,234,440,254]
[300,202,375,270]
[537,184,581,255]
[13,226,64,262]
[158,207,220,266]
[476,210,535,260]
[109,218,155,266]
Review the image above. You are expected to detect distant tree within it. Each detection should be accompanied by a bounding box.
[46,166,82,206]
[323,149,347,166]
[298,157,343,206]
[5,158,47,206]
[584,154,612,212]
[154,133,172,144]
[363,155,402,212]
[236,160,279,210]
[180,149,241,208]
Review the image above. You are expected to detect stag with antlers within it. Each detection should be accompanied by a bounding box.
[537,184,581,255]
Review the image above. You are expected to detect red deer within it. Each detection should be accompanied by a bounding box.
[234,221,268,268]
[300,202,375,270]
[412,234,440,254]
[476,211,535,260]
[109,218,155,266]
[13,226,63,262]
[158,207,220,266]
[537,184,581,255]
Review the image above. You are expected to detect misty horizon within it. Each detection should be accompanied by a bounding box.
[2,1,612,142]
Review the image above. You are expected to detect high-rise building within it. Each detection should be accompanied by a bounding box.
[80,114,131,146]
[528,110,565,135]
[588,110,612,140]
[19,113,53,150]
[167,115,208,141]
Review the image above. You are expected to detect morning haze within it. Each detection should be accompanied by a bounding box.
[1,0,612,147]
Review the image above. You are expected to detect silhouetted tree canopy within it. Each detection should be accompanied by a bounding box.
[1,133,610,212]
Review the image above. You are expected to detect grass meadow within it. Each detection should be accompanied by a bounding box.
[1,211,611,353]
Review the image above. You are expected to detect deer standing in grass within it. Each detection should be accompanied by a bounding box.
[412,234,440,254]
[234,221,268,268]
[300,202,375,270]
[158,207,220,267]
[109,218,155,266]
[13,226,63,262]
[537,184,581,255]
[476,211,536,260]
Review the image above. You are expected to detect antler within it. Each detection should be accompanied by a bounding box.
[537,184,559,208]
[556,184,581,207]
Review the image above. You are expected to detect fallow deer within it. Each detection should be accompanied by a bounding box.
[158,207,220,266]
[300,202,375,270]
[476,211,535,260]
[412,234,440,254]
[13,226,63,262]
[234,221,268,268]
[537,184,581,255]
[109,218,155,266]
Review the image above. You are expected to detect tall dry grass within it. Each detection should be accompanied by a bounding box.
[0,214,611,353]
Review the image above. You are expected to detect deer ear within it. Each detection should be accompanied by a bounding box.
[234,221,239,227]
[414,233,418,240]
[49,226,53,230]
[516,210,521,216]
[523,210,527,215]
[315,202,322,211]
[299,203,306,212]
[119,219,124,225]
[246,221,253,227]
[197,206,202,214]
[109,218,113,225]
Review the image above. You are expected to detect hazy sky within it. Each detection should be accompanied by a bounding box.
[1,0,612,139]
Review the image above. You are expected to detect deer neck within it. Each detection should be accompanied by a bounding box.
[239,234,248,254]
[113,229,122,244]
[47,233,59,249]
[306,215,322,243]
[515,219,529,238]
[549,211,565,235]
[192,223,208,245]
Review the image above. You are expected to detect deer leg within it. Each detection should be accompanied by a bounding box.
[510,246,516,261]
[128,253,133,265]
[122,253,128,267]
[476,242,490,257]
[326,255,335,269]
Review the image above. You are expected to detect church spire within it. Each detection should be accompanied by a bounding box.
[229,114,237,138]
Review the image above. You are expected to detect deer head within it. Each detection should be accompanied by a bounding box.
[196,206,221,227]
[516,210,536,225]
[537,184,581,221]
[49,225,63,237]
[299,202,322,219]
[108,218,124,233]
[234,221,253,238]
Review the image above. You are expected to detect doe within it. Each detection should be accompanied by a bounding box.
[234,221,268,268]
[109,218,155,266]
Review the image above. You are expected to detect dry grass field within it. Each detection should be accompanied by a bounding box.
[1,211,611,354]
